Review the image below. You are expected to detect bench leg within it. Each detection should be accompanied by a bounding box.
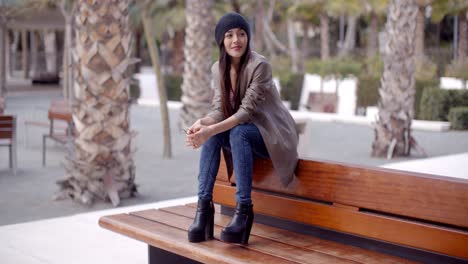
[42,135,46,166]
[12,140,17,176]
[148,246,202,264]
[9,145,12,168]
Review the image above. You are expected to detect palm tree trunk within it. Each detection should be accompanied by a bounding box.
[254,0,265,52]
[263,0,276,59]
[263,17,289,54]
[230,0,241,13]
[5,28,10,79]
[339,15,358,57]
[10,30,19,76]
[300,21,308,72]
[57,0,136,206]
[180,0,214,128]
[287,19,300,74]
[59,0,76,102]
[22,30,29,78]
[457,10,466,64]
[320,13,330,60]
[141,9,172,159]
[134,28,142,73]
[367,12,378,58]
[0,24,6,96]
[171,30,185,76]
[43,30,56,74]
[415,5,425,58]
[372,0,418,158]
[30,31,38,77]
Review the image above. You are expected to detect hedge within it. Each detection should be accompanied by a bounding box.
[419,88,468,121]
[279,73,304,110]
[448,107,468,130]
[164,75,183,101]
[356,77,438,117]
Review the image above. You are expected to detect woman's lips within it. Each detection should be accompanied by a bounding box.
[232,46,241,51]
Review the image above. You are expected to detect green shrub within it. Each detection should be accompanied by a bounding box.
[164,75,183,101]
[415,57,438,81]
[355,77,437,115]
[357,76,380,108]
[448,107,468,130]
[414,79,439,118]
[419,87,444,120]
[419,88,468,121]
[362,55,383,79]
[280,73,304,110]
[445,61,468,80]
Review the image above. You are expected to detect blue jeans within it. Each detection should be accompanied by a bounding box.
[197,124,269,204]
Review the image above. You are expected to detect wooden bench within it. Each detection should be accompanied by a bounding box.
[99,156,468,264]
[0,115,17,175]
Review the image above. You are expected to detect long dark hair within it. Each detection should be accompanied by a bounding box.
[218,42,251,118]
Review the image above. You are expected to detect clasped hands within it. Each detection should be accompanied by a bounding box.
[185,119,213,149]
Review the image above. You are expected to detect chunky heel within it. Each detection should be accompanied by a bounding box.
[220,203,254,244]
[206,214,214,239]
[188,199,214,243]
[240,213,254,244]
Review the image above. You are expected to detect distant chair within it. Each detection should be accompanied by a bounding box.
[0,115,17,175]
[42,100,73,166]
[0,97,5,114]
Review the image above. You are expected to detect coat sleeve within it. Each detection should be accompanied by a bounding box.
[234,61,271,124]
[206,63,224,123]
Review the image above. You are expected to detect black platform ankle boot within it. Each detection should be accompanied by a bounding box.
[187,199,214,243]
[220,203,254,244]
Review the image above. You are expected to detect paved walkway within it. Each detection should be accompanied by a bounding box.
[1,84,467,263]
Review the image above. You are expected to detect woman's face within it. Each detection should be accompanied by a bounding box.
[223,28,248,59]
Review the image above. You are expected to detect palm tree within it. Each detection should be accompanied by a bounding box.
[179,0,214,129]
[432,0,468,64]
[0,0,23,96]
[327,0,363,57]
[56,0,136,206]
[138,1,173,158]
[372,0,418,158]
[143,0,186,76]
[414,0,433,58]
[59,0,76,102]
[364,0,389,58]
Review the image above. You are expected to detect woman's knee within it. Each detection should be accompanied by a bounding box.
[229,124,250,143]
[205,132,225,148]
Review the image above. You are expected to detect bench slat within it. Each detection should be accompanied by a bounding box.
[100,213,301,264]
[213,182,468,260]
[131,208,359,264]
[222,158,468,228]
[161,204,416,264]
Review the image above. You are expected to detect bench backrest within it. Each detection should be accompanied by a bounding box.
[213,156,468,260]
[0,115,15,141]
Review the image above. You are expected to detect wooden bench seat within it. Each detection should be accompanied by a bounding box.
[99,157,468,264]
[100,203,417,264]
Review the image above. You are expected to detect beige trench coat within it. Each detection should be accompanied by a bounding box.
[207,51,298,186]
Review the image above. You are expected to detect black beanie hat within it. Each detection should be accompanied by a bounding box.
[214,12,250,45]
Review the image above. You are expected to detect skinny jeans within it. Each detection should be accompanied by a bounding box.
[197,123,269,204]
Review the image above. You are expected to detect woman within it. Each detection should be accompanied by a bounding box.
[186,12,298,244]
